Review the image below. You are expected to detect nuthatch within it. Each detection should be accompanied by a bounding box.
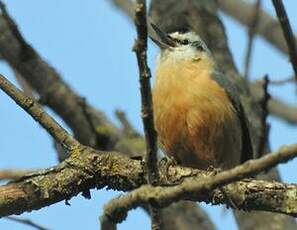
[149,24,253,170]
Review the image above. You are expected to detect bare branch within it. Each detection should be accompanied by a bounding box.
[133,0,162,228]
[133,0,158,190]
[271,0,297,82]
[5,216,50,230]
[102,143,297,224]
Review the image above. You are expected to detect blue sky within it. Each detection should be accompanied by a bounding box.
[0,1,296,229]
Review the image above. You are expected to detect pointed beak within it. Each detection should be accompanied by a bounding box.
[148,23,176,49]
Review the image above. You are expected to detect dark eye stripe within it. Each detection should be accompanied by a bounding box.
[169,37,190,45]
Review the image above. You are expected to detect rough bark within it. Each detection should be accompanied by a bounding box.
[1,147,297,218]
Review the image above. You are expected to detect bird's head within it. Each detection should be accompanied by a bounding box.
[149,23,211,61]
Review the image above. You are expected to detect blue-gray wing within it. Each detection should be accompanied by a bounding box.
[211,71,253,163]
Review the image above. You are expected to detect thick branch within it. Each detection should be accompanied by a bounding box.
[0,149,144,217]
[1,144,297,218]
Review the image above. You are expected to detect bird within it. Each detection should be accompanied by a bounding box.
[149,24,253,170]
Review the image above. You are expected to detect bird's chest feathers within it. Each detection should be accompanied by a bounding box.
[153,58,236,163]
[153,58,234,125]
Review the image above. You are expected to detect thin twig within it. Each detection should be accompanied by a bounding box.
[244,0,261,80]
[133,0,161,229]
[101,0,162,228]
[271,0,297,82]
[257,75,271,157]
[103,142,297,222]
[0,74,80,151]
[133,0,158,187]
[5,216,50,230]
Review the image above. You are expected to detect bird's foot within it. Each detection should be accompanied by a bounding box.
[159,156,182,185]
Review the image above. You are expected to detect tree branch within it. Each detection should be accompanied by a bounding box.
[133,1,162,228]
[133,0,158,187]
[1,143,297,218]
[103,141,297,224]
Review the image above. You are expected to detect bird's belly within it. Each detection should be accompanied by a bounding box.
[153,81,241,170]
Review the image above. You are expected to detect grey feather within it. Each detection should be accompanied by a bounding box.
[211,71,254,163]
